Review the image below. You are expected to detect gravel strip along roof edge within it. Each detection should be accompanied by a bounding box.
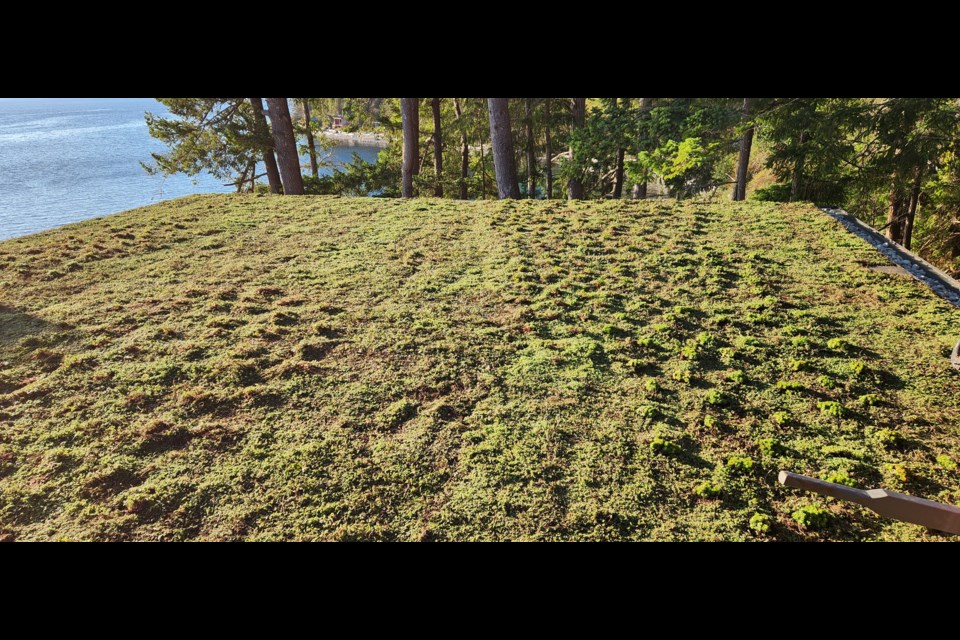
[822,207,960,309]
[823,207,960,369]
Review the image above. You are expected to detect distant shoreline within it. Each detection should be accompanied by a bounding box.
[319,129,389,148]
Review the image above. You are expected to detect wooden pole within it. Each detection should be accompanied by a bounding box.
[779,471,960,535]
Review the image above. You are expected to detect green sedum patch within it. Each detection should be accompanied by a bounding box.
[792,504,831,530]
[749,512,774,534]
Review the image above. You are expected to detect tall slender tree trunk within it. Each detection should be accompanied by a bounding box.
[790,131,806,201]
[249,97,282,194]
[904,166,924,250]
[568,97,586,200]
[544,99,553,199]
[401,98,420,198]
[633,97,653,199]
[487,98,521,199]
[613,148,626,198]
[477,110,489,198]
[431,98,443,197]
[886,177,905,244]
[733,97,754,201]
[453,98,469,200]
[302,99,319,178]
[265,98,304,195]
[525,98,536,199]
[612,98,626,199]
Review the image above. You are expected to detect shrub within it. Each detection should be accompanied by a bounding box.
[758,438,784,457]
[727,370,746,384]
[379,399,418,430]
[772,411,790,426]
[873,428,903,449]
[818,401,844,418]
[822,445,863,460]
[637,336,656,349]
[782,324,803,336]
[822,470,854,486]
[792,504,831,530]
[826,338,849,351]
[651,437,682,457]
[680,343,699,360]
[694,482,721,498]
[703,414,719,430]
[726,456,754,474]
[601,324,626,338]
[776,380,803,392]
[751,182,792,202]
[705,390,729,406]
[858,393,881,407]
[884,463,910,483]
[817,374,837,389]
[696,332,716,347]
[638,405,657,419]
[848,360,866,377]
[936,454,957,471]
[749,512,774,533]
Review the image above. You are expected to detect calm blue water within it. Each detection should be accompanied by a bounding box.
[0,98,383,240]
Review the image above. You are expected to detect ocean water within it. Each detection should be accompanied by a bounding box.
[0,98,383,240]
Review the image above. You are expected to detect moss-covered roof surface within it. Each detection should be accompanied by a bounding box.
[0,194,957,540]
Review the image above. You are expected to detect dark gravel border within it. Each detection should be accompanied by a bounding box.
[822,208,960,309]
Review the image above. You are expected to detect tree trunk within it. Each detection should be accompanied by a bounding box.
[612,98,626,199]
[525,98,536,199]
[733,97,754,201]
[487,98,521,199]
[904,166,924,250]
[265,98,304,195]
[613,148,626,199]
[790,131,805,201]
[633,98,652,198]
[431,98,443,197]
[568,97,586,200]
[544,99,553,199]
[886,178,905,244]
[236,163,250,194]
[249,97,282,194]
[478,108,489,198]
[302,99,319,179]
[401,98,420,198]
[453,98,469,200]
